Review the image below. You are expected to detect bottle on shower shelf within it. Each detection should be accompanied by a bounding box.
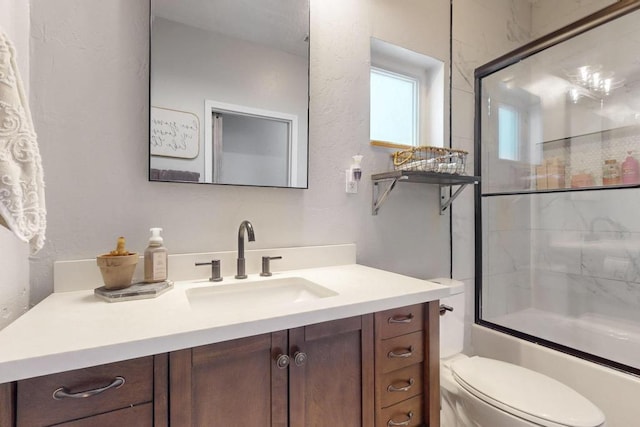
[621,151,639,185]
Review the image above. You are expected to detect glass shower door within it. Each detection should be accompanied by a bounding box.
[475,2,640,375]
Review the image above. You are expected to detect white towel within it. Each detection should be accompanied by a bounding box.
[0,28,46,254]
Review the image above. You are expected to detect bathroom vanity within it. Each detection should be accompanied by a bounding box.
[0,246,449,427]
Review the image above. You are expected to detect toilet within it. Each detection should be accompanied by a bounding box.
[431,278,606,427]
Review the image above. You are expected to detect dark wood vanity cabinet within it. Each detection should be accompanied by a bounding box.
[168,301,440,427]
[0,301,439,427]
[169,315,375,427]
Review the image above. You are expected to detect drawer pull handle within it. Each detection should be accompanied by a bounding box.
[388,346,413,359]
[387,378,415,392]
[387,410,413,426]
[388,313,414,324]
[52,376,125,400]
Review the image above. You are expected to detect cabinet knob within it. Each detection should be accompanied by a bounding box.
[52,376,125,400]
[293,351,307,367]
[387,410,413,426]
[275,354,290,369]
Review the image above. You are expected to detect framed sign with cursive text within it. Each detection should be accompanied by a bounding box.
[150,106,200,158]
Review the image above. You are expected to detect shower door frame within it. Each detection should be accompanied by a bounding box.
[474,0,640,377]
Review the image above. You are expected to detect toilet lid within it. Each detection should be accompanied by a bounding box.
[451,357,605,427]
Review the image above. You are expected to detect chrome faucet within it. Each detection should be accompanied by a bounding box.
[235,220,255,279]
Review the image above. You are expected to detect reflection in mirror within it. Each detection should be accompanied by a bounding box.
[150,0,309,188]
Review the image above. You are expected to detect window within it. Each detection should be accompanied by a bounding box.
[498,105,519,161]
[370,67,419,146]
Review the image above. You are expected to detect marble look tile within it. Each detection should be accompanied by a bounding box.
[531,0,616,38]
[531,270,586,316]
[451,89,475,140]
[533,230,583,275]
[452,186,475,280]
[481,269,532,319]
[485,229,532,276]
[453,0,532,62]
[451,39,481,93]
[483,195,533,232]
[580,232,640,283]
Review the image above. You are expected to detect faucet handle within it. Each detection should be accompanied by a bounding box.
[260,256,282,277]
[195,259,222,282]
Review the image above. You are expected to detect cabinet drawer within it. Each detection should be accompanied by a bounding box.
[17,356,153,427]
[378,363,423,409]
[377,394,423,427]
[377,331,424,374]
[55,402,152,427]
[375,304,423,340]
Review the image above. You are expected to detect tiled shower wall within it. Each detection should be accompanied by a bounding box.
[531,187,640,324]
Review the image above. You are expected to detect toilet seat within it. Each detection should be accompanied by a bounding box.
[451,356,605,427]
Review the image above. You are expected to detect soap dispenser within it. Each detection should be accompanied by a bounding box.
[144,227,168,283]
[351,155,363,181]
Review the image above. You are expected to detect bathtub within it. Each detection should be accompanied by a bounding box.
[489,308,640,370]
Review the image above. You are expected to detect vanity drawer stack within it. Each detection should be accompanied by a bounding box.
[374,304,426,427]
[15,356,157,427]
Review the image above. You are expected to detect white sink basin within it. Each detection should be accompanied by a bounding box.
[186,277,338,309]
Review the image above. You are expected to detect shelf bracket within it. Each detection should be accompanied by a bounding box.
[439,183,469,215]
[372,177,405,215]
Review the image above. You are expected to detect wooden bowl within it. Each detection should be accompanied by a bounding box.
[96,253,138,290]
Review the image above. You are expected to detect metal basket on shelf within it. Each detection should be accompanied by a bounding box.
[392,146,467,174]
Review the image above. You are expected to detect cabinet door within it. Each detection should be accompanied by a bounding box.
[0,382,15,427]
[288,315,374,427]
[169,331,288,427]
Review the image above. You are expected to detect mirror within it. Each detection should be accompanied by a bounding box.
[150,0,310,188]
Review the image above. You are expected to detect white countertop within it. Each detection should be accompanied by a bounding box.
[0,264,449,383]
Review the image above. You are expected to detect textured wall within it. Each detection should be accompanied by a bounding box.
[26,0,452,308]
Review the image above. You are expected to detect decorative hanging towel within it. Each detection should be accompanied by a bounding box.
[0,28,46,254]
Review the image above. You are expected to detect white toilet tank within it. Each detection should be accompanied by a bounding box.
[429,277,465,357]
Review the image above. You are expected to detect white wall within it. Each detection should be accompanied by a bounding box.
[0,0,31,330]
[27,0,452,307]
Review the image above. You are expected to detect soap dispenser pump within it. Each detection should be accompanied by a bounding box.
[144,227,168,283]
[346,154,363,194]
